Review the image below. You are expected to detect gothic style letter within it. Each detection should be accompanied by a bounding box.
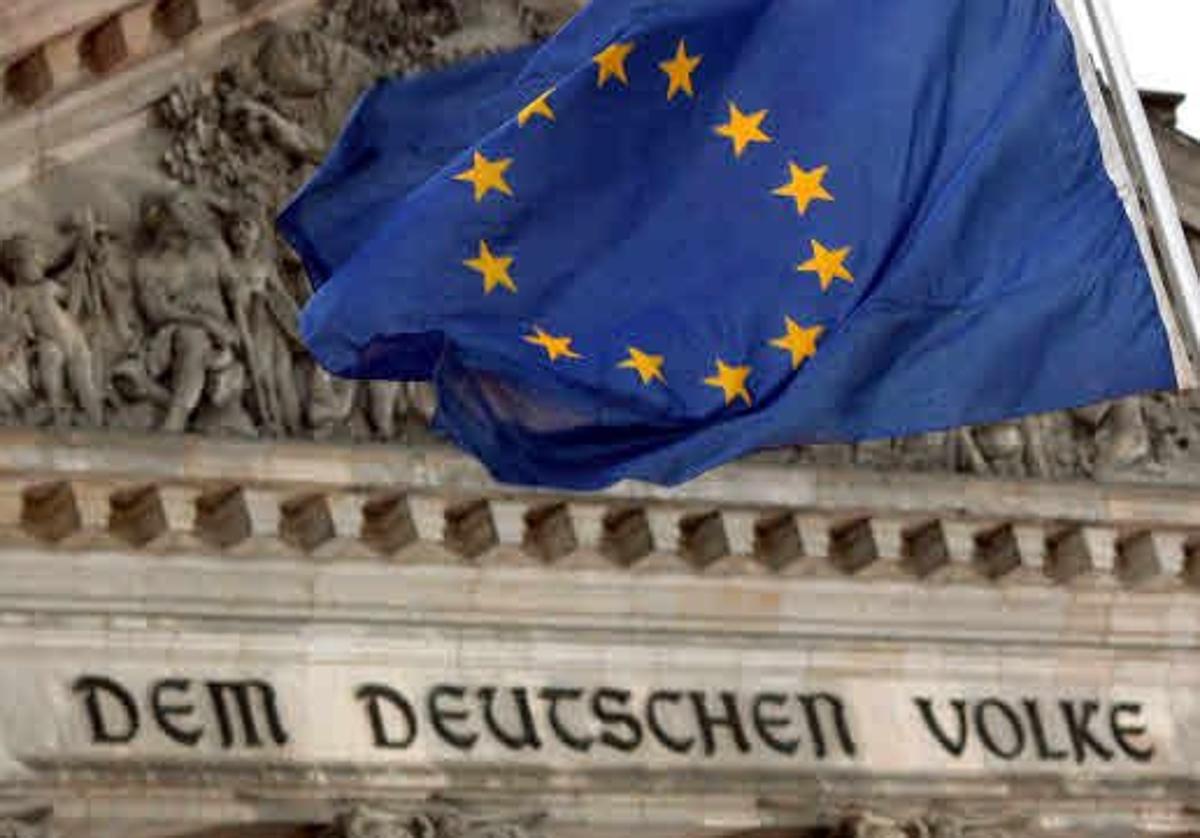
[592,688,642,752]
[1060,700,1114,764]
[1023,698,1068,761]
[539,687,594,752]
[479,687,542,751]
[206,680,289,748]
[355,684,418,749]
[689,691,750,756]
[73,675,139,744]
[646,691,695,754]
[429,685,478,751]
[753,692,799,755]
[915,697,969,757]
[974,699,1026,760]
[1111,702,1155,762]
[151,679,203,746]
[797,692,857,758]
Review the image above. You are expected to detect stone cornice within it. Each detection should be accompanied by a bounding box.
[0,0,317,191]
[0,428,1197,648]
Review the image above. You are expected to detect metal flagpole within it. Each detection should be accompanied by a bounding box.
[1079,0,1200,379]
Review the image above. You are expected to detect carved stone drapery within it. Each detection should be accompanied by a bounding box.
[321,800,546,838]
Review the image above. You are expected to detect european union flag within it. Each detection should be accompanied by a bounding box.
[280,0,1183,489]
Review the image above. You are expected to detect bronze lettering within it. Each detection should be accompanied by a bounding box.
[752,692,799,755]
[151,679,202,747]
[72,675,139,745]
[539,687,593,752]
[1111,702,1154,763]
[356,684,417,749]
[797,692,857,759]
[646,690,694,754]
[478,687,542,751]
[428,684,477,751]
[591,688,642,752]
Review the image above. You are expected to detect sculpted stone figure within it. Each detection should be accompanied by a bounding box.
[134,194,240,432]
[1078,398,1152,471]
[0,314,33,421]
[0,235,103,426]
[838,811,1019,838]
[221,206,305,434]
[307,366,358,439]
[60,209,137,355]
[252,25,376,138]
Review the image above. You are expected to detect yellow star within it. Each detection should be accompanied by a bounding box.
[772,163,834,215]
[524,326,582,362]
[797,239,854,291]
[714,102,771,158]
[618,346,666,385]
[463,240,516,294]
[704,359,752,406]
[770,317,825,369]
[518,88,555,127]
[453,150,513,202]
[594,41,635,88]
[659,38,701,100]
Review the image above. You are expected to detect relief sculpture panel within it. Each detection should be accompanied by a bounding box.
[0,0,1198,484]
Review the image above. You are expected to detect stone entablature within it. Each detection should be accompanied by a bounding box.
[3,428,1199,594]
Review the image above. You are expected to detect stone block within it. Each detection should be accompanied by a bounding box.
[360,493,416,556]
[80,15,129,75]
[1047,525,1116,584]
[444,499,496,559]
[601,506,653,567]
[1117,530,1184,587]
[4,48,53,105]
[678,510,728,570]
[754,512,801,571]
[20,481,80,543]
[828,518,878,574]
[153,0,201,40]
[523,502,576,562]
[108,484,168,547]
[901,520,950,578]
[279,493,335,553]
[194,485,251,549]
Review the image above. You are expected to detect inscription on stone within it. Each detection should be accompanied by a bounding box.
[72,675,289,749]
[68,674,1156,768]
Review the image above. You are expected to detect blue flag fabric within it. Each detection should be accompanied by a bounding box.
[280,0,1178,489]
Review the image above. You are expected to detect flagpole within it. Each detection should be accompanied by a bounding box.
[1079,0,1200,380]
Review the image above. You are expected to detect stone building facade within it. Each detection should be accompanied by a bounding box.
[0,2,1198,836]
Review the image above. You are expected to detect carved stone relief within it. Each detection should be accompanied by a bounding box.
[0,0,1197,484]
[836,811,1023,838]
[321,800,545,838]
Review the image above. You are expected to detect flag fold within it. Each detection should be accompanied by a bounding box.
[280,0,1176,489]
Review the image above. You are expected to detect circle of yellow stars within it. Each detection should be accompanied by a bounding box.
[449,35,856,410]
